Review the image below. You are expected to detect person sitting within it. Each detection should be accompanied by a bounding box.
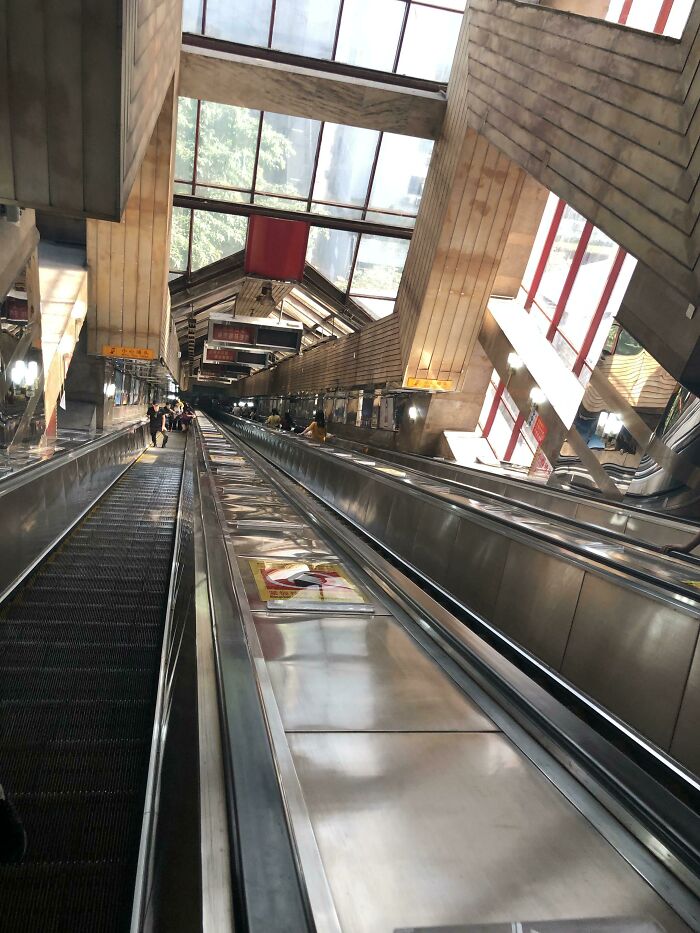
[266,409,282,429]
[301,410,329,443]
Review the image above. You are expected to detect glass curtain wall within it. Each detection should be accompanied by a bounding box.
[171,97,432,318]
[182,0,464,83]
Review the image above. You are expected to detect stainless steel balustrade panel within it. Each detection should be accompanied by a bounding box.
[573,502,626,533]
[223,421,700,767]
[228,530,339,561]
[561,575,700,749]
[0,424,148,598]
[254,612,497,733]
[625,516,699,550]
[408,499,461,589]
[492,541,585,670]
[669,640,700,776]
[446,519,511,620]
[288,732,690,933]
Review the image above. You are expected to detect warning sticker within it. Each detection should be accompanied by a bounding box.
[249,559,368,608]
[682,580,700,589]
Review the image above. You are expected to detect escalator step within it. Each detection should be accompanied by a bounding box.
[0,699,154,743]
[0,665,158,703]
[0,641,160,670]
[9,791,143,863]
[1,740,149,795]
[0,861,133,933]
[0,620,162,646]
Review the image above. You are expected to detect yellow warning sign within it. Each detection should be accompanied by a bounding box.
[682,580,700,589]
[102,344,155,360]
[405,377,453,391]
[249,559,367,606]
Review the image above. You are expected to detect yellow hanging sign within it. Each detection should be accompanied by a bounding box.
[405,377,453,391]
[102,345,155,360]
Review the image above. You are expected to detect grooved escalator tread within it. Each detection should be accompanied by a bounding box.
[0,438,185,932]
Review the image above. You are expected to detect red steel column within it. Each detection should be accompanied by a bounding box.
[654,0,675,33]
[482,380,505,439]
[618,0,634,24]
[504,412,525,462]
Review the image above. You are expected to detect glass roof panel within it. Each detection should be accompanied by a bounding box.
[313,123,380,208]
[368,133,433,216]
[397,4,460,81]
[353,296,395,320]
[257,112,321,199]
[307,227,358,291]
[350,235,409,298]
[197,101,260,191]
[205,0,273,46]
[271,0,342,58]
[190,211,248,271]
[334,0,406,71]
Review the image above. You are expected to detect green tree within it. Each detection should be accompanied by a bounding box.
[170,97,296,272]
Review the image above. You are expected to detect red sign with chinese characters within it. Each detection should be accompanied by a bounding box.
[211,323,254,345]
[532,415,548,445]
[244,215,309,282]
[205,346,239,362]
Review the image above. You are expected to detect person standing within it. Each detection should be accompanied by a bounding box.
[147,401,168,448]
[266,409,282,429]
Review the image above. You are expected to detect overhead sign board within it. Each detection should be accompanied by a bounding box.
[102,345,155,360]
[405,377,454,392]
[207,313,303,354]
[202,342,269,368]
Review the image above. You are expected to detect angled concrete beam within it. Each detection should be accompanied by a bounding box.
[179,45,446,140]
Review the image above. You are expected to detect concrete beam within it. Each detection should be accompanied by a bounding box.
[179,45,446,140]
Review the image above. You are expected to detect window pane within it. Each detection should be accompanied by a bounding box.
[182,0,203,32]
[335,0,405,71]
[311,203,364,220]
[489,404,514,460]
[170,207,192,272]
[195,185,250,202]
[397,5,461,81]
[197,102,260,190]
[257,113,321,199]
[175,97,197,183]
[254,194,308,212]
[350,235,409,298]
[365,210,416,228]
[478,380,496,429]
[559,227,618,351]
[353,296,395,319]
[313,123,379,208]
[307,227,358,291]
[205,0,273,46]
[419,0,465,9]
[534,205,587,319]
[190,211,247,270]
[272,0,341,58]
[369,134,433,215]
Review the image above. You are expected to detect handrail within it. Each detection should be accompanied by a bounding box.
[130,430,195,933]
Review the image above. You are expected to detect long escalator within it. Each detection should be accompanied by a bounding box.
[0,442,183,933]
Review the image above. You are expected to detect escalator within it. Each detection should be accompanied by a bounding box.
[0,441,184,933]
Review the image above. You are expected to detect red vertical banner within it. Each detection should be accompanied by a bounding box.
[244,216,310,282]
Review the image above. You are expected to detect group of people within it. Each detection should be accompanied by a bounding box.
[146,399,195,448]
[266,408,329,443]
